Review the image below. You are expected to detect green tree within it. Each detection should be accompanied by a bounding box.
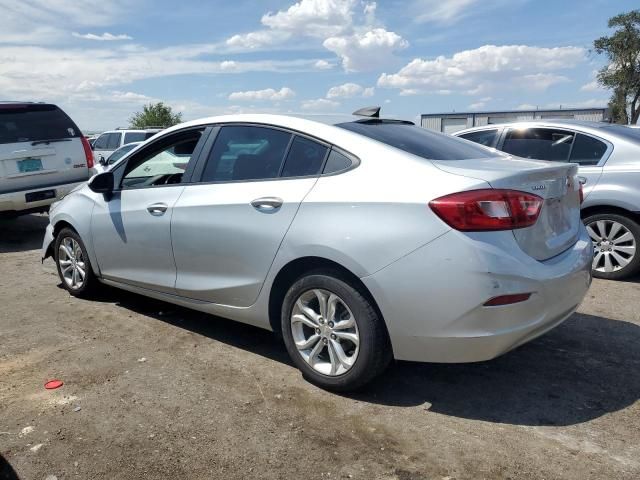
[609,87,629,124]
[594,10,640,124]
[129,102,183,128]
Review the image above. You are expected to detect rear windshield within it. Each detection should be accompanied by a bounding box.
[337,120,494,160]
[601,124,640,144]
[0,104,80,145]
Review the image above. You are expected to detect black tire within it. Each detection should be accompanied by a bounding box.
[281,269,392,392]
[54,227,98,297]
[583,213,640,280]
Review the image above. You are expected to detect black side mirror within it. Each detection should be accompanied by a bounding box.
[89,171,114,197]
[99,155,107,166]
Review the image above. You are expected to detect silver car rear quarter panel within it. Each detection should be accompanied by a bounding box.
[362,225,593,363]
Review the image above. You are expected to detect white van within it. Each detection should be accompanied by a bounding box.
[0,102,93,217]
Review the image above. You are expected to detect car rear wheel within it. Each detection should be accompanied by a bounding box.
[54,228,97,297]
[281,270,391,391]
[584,213,640,280]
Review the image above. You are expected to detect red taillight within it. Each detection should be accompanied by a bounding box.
[483,293,532,306]
[429,189,543,231]
[81,136,94,169]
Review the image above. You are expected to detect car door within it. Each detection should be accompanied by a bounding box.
[91,127,207,293]
[171,125,328,307]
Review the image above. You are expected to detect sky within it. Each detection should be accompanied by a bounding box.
[0,0,635,131]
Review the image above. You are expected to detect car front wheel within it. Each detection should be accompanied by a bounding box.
[54,227,97,297]
[584,213,640,280]
[281,270,391,391]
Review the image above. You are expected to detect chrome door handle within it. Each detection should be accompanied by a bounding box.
[147,203,168,216]
[251,197,283,212]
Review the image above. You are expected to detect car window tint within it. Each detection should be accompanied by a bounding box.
[201,126,291,182]
[323,150,353,174]
[502,128,574,161]
[124,132,147,144]
[569,133,608,165]
[92,133,110,150]
[337,121,493,160]
[106,133,121,150]
[122,129,203,189]
[281,136,327,177]
[0,104,80,144]
[108,143,138,165]
[459,129,499,147]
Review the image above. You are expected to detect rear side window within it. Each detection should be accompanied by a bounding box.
[458,129,499,148]
[124,132,147,144]
[337,121,493,160]
[280,136,328,177]
[502,128,574,161]
[0,104,80,144]
[323,150,353,174]
[92,133,110,150]
[201,126,291,182]
[569,134,608,165]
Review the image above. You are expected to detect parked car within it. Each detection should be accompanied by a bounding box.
[0,102,93,217]
[92,142,142,174]
[91,128,161,164]
[455,120,640,280]
[43,112,592,391]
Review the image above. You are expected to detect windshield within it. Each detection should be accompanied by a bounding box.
[108,142,140,165]
[337,120,495,160]
[0,104,80,144]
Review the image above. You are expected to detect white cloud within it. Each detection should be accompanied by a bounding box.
[0,0,136,44]
[378,44,585,95]
[225,0,357,50]
[468,96,492,110]
[72,32,132,41]
[323,28,409,72]
[326,82,375,98]
[411,0,478,24]
[229,87,296,102]
[301,98,340,110]
[581,79,603,92]
[313,59,334,70]
[327,83,363,98]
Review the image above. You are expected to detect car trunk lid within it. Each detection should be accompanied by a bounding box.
[432,157,582,261]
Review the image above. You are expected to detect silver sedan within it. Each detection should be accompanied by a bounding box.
[42,112,592,391]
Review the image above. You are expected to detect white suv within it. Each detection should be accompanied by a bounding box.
[0,102,93,217]
[91,128,161,164]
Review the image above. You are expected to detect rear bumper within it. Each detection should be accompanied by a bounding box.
[0,181,85,215]
[362,226,593,363]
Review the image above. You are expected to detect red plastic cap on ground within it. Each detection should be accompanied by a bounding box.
[44,379,64,389]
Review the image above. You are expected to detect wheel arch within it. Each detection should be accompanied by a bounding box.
[581,205,640,223]
[267,256,388,339]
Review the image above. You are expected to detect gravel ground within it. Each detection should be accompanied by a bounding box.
[1,214,639,480]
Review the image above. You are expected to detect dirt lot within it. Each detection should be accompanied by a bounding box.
[1,214,639,480]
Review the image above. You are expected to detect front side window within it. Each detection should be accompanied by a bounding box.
[280,136,328,177]
[569,133,608,165]
[92,133,110,150]
[458,129,499,148]
[121,129,203,189]
[106,132,121,150]
[502,128,574,161]
[201,125,291,182]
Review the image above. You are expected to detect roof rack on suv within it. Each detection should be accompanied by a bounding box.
[115,126,164,130]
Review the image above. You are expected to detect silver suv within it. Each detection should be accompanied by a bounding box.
[455,120,640,279]
[0,102,93,217]
[91,128,161,164]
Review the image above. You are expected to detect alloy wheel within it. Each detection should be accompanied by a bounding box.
[586,219,637,273]
[58,237,86,290]
[290,289,360,376]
